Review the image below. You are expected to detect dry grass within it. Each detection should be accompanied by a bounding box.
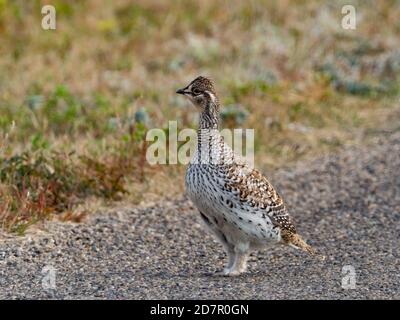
[0,0,399,232]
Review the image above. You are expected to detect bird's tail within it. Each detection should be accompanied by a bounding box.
[288,233,325,261]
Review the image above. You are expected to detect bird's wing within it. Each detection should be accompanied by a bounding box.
[224,163,297,233]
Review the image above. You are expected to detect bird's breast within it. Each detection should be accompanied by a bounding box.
[185,164,223,206]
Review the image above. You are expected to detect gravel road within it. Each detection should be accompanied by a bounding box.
[0,132,399,299]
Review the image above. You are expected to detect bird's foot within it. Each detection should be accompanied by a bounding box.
[215,267,245,277]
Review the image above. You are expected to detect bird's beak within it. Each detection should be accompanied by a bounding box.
[176,88,188,95]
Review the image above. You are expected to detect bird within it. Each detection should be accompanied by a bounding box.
[176,76,317,276]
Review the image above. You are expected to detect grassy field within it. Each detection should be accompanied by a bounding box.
[0,0,399,233]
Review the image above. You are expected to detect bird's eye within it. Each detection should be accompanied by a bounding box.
[192,89,201,95]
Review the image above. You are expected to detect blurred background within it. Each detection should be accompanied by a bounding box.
[0,0,399,233]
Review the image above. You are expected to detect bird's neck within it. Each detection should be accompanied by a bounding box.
[195,101,224,165]
[198,101,220,131]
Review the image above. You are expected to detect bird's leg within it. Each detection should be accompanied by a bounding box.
[212,232,235,275]
[225,252,249,276]
[225,246,236,270]
[223,243,250,276]
[215,241,235,276]
[198,212,235,274]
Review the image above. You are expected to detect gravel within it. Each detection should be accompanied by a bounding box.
[0,132,399,299]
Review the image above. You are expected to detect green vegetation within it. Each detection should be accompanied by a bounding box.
[1,0,399,232]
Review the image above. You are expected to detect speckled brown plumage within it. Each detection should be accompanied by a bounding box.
[225,165,296,233]
[176,76,316,276]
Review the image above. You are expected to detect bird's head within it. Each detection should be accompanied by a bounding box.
[176,76,218,111]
